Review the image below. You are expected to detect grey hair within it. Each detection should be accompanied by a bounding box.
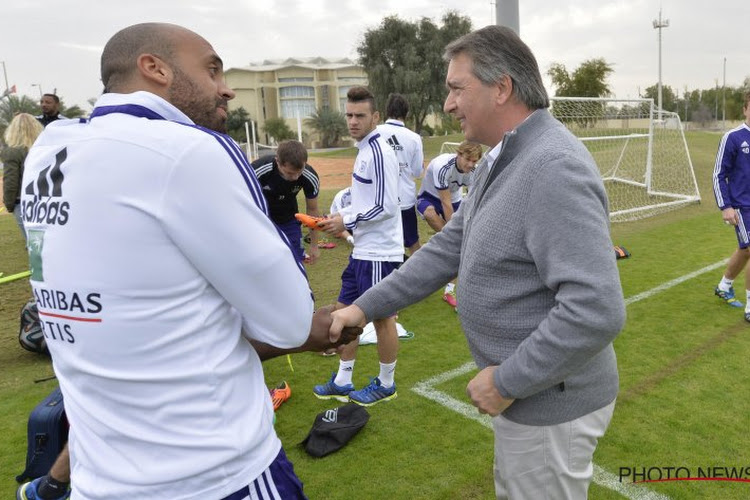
[443,25,549,110]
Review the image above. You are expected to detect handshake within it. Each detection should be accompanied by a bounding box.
[302,304,364,354]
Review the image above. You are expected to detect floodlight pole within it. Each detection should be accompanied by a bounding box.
[1,61,9,93]
[495,0,519,35]
[32,83,43,99]
[722,57,726,130]
[652,9,669,121]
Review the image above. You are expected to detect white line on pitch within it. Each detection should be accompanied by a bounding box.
[624,259,729,305]
[410,259,731,499]
[412,364,669,500]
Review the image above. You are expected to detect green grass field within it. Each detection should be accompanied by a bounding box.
[2,130,749,499]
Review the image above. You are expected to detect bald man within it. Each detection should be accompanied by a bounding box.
[19,23,343,499]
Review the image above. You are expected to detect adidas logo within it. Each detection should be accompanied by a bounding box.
[322,408,338,423]
[386,135,404,151]
[22,148,70,226]
[741,141,749,154]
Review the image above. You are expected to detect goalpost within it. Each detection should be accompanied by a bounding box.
[440,97,700,223]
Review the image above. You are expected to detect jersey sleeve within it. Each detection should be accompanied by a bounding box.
[302,165,320,199]
[410,139,425,179]
[160,134,313,349]
[713,132,736,210]
[435,161,450,190]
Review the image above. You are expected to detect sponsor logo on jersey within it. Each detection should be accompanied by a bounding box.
[22,148,70,226]
[386,135,404,151]
[741,141,749,154]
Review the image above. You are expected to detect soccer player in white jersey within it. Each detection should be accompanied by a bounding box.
[417,140,482,308]
[18,23,355,500]
[417,140,482,232]
[315,86,404,406]
[377,93,425,255]
[713,91,750,319]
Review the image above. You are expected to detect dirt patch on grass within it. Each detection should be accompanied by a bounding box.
[308,157,352,190]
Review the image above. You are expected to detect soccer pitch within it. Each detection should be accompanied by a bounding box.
[2,131,749,499]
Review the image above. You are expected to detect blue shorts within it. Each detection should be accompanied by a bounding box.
[416,192,460,220]
[278,219,304,262]
[221,448,307,500]
[401,206,419,247]
[735,207,750,249]
[338,256,400,305]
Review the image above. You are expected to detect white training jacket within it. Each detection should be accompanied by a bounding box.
[21,91,313,500]
[377,119,424,209]
[340,129,403,262]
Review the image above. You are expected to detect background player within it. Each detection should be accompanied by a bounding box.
[416,140,481,308]
[377,93,425,256]
[713,90,750,318]
[252,139,322,264]
[314,86,403,406]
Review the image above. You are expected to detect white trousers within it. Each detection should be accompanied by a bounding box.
[492,400,616,500]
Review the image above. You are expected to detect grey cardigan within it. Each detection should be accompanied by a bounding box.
[355,109,625,425]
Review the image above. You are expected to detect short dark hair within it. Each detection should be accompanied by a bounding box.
[385,93,409,120]
[42,93,60,104]
[101,23,178,93]
[347,86,376,112]
[276,140,308,169]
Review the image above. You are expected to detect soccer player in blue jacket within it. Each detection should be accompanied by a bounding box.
[713,91,750,319]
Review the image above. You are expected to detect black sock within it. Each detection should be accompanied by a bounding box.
[37,475,70,499]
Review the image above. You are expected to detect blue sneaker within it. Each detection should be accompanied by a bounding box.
[348,377,397,406]
[715,287,743,308]
[313,373,354,402]
[17,477,70,500]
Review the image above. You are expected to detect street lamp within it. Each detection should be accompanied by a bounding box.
[652,9,669,121]
[31,83,43,99]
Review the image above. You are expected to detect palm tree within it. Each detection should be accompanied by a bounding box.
[305,108,347,148]
[0,95,40,126]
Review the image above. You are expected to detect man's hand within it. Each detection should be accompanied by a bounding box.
[330,305,367,343]
[318,213,346,237]
[466,366,515,416]
[300,305,362,353]
[722,207,739,226]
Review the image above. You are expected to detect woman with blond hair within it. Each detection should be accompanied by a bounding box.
[2,112,44,238]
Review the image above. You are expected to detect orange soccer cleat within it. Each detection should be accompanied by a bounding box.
[270,381,292,411]
[294,213,326,230]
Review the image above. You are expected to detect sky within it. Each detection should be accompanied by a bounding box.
[1,0,747,112]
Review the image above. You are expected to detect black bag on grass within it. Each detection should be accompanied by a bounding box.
[16,387,69,483]
[301,403,369,457]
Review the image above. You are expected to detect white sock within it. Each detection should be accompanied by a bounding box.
[335,360,355,386]
[378,360,397,388]
[444,282,455,294]
[719,276,734,292]
[745,290,750,311]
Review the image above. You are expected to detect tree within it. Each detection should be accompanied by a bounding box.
[305,108,347,148]
[547,58,614,97]
[357,11,472,134]
[0,94,40,126]
[262,117,295,143]
[642,84,677,113]
[226,106,252,142]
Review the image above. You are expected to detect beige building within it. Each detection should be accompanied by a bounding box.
[225,57,367,147]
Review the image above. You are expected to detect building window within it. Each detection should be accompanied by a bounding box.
[278,77,314,83]
[338,86,352,113]
[280,86,316,118]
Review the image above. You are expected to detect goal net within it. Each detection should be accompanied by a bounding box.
[441,97,700,222]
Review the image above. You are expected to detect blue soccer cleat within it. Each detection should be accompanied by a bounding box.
[17,477,70,500]
[348,377,397,406]
[313,373,354,402]
[715,287,743,308]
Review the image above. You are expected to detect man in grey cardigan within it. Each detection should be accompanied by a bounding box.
[328,25,626,499]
